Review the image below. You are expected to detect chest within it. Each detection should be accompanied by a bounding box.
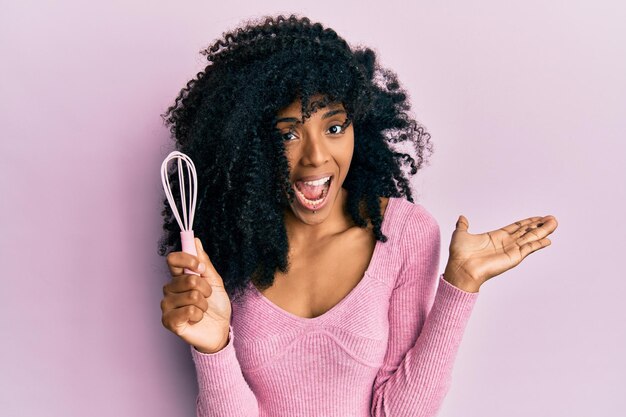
[255,226,377,319]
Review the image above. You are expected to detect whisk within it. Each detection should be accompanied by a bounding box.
[160,151,200,276]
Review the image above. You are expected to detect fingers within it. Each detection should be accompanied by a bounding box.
[165,238,218,279]
[514,219,544,241]
[516,216,558,248]
[161,289,209,314]
[505,215,557,237]
[161,273,211,327]
[501,216,543,234]
[519,237,552,259]
[163,273,213,298]
[161,305,204,333]
[166,251,205,277]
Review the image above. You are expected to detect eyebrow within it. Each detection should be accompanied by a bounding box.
[275,109,347,125]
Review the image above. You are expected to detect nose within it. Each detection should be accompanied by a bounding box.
[300,133,330,167]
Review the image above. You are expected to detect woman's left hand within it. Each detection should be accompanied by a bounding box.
[443,214,559,292]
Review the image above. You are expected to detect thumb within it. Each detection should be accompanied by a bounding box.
[194,237,206,258]
[194,238,224,286]
[456,214,469,232]
[194,237,211,267]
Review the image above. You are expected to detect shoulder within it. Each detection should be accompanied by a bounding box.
[388,197,440,237]
[389,197,441,262]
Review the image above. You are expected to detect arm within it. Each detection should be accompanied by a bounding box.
[190,325,259,417]
[370,207,479,417]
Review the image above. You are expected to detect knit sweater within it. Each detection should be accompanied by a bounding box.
[189,196,480,416]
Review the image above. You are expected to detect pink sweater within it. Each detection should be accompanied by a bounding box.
[189,196,480,416]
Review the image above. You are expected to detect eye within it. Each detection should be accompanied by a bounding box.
[281,130,297,141]
[327,118,352,136]
[327,123,346,135]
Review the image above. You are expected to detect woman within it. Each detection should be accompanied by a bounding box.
[158,14,558,417]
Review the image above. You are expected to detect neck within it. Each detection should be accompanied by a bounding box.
[284,187,354,246]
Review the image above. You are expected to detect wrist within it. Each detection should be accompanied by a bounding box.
[443,267,481,293]
[193,334,230,354]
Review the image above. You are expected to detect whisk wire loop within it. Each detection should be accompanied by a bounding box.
[161,151,198,232]
[160,151,200,276]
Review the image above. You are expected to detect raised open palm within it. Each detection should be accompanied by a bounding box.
[444,214,559,290]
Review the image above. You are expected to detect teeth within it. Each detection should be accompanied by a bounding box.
[301,176,330,186]
[295,188,327,205]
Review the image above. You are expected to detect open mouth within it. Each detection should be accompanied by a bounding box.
[292,175,333,211]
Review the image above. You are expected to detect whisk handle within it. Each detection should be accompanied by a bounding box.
[181,230,200,276]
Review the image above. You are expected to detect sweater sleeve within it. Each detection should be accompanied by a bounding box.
[190,325,259,417]
[370,206,479,417]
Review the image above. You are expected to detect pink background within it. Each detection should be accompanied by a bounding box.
[1,1,624,416]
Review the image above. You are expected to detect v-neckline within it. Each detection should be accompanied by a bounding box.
[248,197,396,323]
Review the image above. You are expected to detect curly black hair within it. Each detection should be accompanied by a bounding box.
[158,13,433,302]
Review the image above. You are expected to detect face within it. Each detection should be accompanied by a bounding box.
[274,95,354,225]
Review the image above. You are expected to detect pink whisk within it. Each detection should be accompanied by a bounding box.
[160,151,200,276]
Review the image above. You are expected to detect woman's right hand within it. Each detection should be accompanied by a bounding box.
[161,238,232,353]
